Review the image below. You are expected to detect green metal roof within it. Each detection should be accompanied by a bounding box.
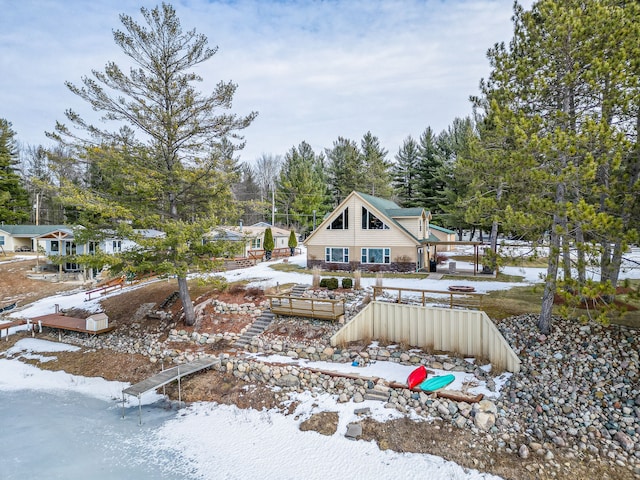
[386,207,427,217]
[357,192,400,212]
[430,224,456,234]
[0,225,71,237]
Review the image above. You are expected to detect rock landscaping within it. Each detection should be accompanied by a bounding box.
[46,288,640,478]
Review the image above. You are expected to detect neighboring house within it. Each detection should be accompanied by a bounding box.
[303,191,455,273]
[0,224,70,253]
[1,224,166,276]
[208,222,293,257]
[101,229,166,255]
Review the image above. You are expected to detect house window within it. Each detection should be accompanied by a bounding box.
[113,240,122,252]
[361,247,390,264]
[361,207,389,230]
[65,242,77,255]
[251,238,261,249]
[325,247,349,263]
[51,241,59,252]
[328,208,349,230]
[0,235,4,246]
[88,242,98,254]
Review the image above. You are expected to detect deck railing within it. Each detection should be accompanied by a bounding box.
[372,285,484,310]
[267,295,345,321]
[330,301,521,373]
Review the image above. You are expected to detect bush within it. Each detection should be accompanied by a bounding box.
[342,278,353,289]
[319,277,339,290]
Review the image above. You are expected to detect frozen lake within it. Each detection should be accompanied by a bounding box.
[0,390,195,480]
[0,340,502,480]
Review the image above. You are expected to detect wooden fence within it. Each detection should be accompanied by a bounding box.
[330,301,521,373]
[372,285,484,310]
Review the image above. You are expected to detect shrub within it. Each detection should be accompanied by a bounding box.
[342,277,353,289]
[263,227,274,253]
[320,277,339,290]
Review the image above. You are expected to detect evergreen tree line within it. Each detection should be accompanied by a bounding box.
[4,115,480,235]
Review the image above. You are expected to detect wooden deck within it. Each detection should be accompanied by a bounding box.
[2,313,114,340]
[267,295,345,321]
[29,314,115,335]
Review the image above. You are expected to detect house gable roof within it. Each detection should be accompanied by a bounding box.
[304,191,425,245]
[304,191,448,246]
[0,225,71,238]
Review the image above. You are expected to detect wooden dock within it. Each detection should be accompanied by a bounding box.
[122,357,220,423]
[30,313,115,335]
[1,314,114,340]
[267,295,345,321]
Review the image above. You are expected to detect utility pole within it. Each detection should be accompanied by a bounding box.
[271,187,275,226]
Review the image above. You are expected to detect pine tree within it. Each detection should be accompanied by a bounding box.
[475,0,640,332]
[325,137,363,204]
[263,227,274,259]
[47,3,256,325]
[288,229,297,255]
[276,141,329,232]
[433,117,476,235]
[391,136,420,207]
[414,127,443,213]
[0,119,30,224]
[360,131,392,198]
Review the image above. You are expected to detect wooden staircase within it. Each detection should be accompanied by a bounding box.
[289,284,310,297]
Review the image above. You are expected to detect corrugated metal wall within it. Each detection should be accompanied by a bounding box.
[330,301,521,373]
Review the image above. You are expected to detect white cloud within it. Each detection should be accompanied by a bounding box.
[0,0,532,163]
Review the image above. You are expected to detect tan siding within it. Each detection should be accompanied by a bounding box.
[394,218,422,239]
[305,193,424,264]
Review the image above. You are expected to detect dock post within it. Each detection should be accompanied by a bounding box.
[138,395,142,426]
[177,365,182,407]
[121,392,125,419]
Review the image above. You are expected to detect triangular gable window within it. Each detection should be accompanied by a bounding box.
[361,207,389,230]
[328,208,349,230]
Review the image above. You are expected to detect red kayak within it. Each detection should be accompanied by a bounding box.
[407,365,427,389]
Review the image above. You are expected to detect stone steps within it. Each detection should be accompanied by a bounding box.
[363,388,391,402]
[233,311,275,348]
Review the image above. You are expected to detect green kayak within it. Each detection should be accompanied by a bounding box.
[418,374,455,392]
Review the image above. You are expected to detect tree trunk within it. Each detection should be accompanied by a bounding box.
[560,215,572,281]
[178,275,196,326]
[539,183,565,334]
[575,223,586,286]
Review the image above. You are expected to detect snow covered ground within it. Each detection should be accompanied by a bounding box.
[1,245,638,479]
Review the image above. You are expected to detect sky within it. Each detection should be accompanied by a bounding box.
[0,0,533,165]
